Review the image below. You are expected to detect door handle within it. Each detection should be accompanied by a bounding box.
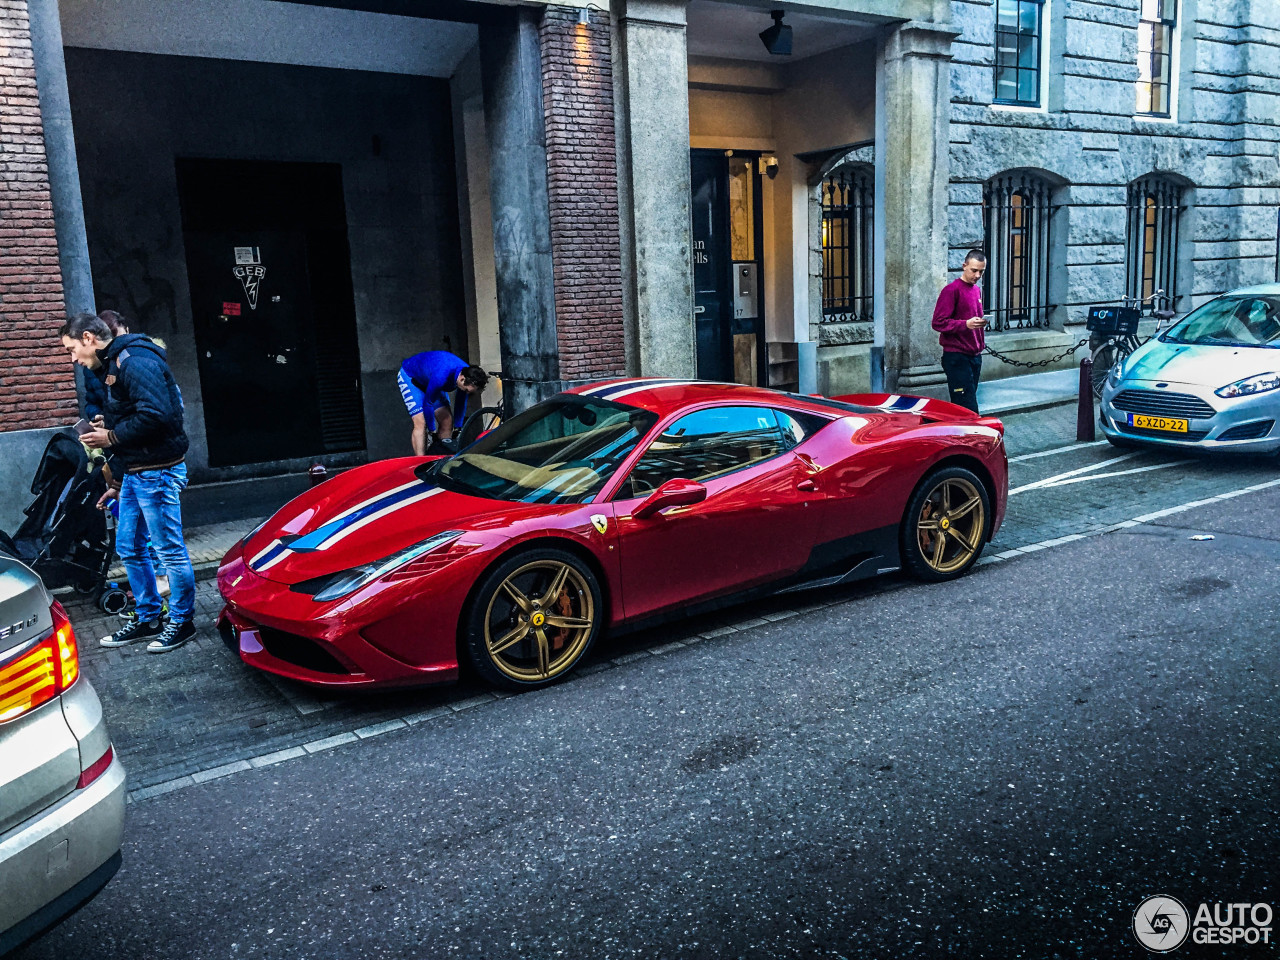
[797,479,816,493]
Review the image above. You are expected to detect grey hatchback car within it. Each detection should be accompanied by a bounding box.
[0,553,125,954]
[1100,284,1280,453]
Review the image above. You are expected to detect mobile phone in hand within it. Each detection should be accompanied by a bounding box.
[73,418,94,436]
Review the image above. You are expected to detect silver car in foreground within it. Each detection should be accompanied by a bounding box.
[0,553,125,954]
[1101,283,1280,454]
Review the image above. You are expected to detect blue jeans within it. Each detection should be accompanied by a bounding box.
[117,464,195,623]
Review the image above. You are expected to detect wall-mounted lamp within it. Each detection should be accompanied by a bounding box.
[577,6,590,25]
[758,155,780,180]
[759,10,792,56]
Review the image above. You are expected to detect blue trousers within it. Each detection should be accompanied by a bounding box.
[117,465,195,623]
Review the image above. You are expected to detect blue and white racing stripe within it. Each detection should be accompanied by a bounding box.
[877,395,931,414]
[580,378,704,401]
[247,482,443,572]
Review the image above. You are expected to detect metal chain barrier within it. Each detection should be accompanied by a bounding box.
[983,337,1089,369]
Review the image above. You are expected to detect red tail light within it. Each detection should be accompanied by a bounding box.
[77,745,114,789]
[0,601,80,724]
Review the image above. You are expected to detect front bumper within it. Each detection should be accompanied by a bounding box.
[217,554,464,689]
[1100,380,1280,453]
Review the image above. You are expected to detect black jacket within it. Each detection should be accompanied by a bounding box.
[98,334,188,473]
[83,366,108,421]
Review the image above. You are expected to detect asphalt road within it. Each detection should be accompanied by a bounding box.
[15,415,1280,960]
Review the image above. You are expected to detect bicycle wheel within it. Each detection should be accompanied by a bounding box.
[458,406,502,448]
[1090,340,1133,399]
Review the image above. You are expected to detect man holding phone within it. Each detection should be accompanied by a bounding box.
[60,312,196,654]
[932,249,989,414]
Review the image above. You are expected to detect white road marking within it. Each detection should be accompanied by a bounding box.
[1008,453,1142,495]
[1008,440,1108,463]
[1034,460,1188,488]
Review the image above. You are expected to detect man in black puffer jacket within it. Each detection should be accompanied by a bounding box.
[60,312,196,653]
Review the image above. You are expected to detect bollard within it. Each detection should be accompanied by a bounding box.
[308,463,328,487]
[1077,357,1096,442]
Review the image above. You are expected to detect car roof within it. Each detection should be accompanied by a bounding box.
[1221,283,1280,296]
[566,378,868,418]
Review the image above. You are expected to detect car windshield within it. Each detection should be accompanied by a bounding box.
[1160,294,1280,348]
[419,395,658,504]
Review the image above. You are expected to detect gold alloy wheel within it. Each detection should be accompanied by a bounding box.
[482,559,595,683]
[914,476,986,575]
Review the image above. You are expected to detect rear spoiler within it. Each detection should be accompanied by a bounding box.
[831,393,1005,434]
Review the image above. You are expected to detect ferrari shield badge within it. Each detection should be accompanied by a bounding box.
[590,514,608,535]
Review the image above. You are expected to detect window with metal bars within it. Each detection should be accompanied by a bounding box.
[1126,176,1183,313]
[1137,0,1176,116]
[820,165,873,324]
[993,0,1044,106]
[982,173,1053,331]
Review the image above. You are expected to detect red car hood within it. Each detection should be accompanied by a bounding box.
[241,457,539,585]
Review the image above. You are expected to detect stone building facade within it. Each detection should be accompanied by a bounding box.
[0,0,1277,529]
[918,0,1280,388]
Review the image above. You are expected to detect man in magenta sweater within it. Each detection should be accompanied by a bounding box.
[931,249,989,413]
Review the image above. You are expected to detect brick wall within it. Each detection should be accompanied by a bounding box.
[0,0,76,429]
[539,6,626,381]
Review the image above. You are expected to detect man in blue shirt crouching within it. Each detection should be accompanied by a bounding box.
[398,350,488,455]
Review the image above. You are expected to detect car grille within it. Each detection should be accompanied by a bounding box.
[1217,419,1275,441]
[1117,423,1210,442]
[1112,389,1216,419]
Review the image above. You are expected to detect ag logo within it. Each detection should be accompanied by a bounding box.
[1134,895,1190,952]
[590,514,608,535]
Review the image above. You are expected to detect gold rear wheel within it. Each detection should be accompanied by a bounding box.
[902,468,990,581]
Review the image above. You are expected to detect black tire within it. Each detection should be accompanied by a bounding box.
[463,547,603,691]
[458,406,503,449]
[900,466,992,582]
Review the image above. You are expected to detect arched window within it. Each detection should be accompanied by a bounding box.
[983,172,1053,331]
[820,164,873,324]
[1126,176,1183,312]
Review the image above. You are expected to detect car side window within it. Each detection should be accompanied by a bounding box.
[775,409,831,448]
[621,406,788,498]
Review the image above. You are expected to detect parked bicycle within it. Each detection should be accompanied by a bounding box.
[456,370,510,448]
[1088,289,1177,398]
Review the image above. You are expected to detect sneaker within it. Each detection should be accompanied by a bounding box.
[146,619,196,654]
[101,618,164,647]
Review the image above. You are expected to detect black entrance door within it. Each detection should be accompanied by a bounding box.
[689,150,765,386]
[176,159,365,468]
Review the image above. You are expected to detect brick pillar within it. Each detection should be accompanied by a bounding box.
[0,0,76,430]
[539,6,626,383]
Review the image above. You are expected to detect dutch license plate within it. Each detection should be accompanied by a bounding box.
[1129,413,1189,433]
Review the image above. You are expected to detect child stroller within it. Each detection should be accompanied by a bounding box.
[0,431,123,611]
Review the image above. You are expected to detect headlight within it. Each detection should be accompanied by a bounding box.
[1106,361,1125,389]
[1215,372,1280,398]
[291,530,464,602]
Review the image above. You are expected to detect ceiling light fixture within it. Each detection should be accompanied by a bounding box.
[759,10,792,56]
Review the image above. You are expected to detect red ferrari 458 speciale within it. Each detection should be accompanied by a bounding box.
[218,379,1007,691]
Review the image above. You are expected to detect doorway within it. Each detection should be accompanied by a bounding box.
[690,150,765,386]
[176,158,365,468]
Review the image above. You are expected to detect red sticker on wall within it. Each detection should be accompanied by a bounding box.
[222,302,242,316]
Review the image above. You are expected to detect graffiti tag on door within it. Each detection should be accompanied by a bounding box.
[232,246,266,309]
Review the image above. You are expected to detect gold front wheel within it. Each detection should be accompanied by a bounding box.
[902,468,990,581]
[467,550,601,689]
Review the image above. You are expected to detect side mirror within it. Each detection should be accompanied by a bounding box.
[633,478,707,520]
